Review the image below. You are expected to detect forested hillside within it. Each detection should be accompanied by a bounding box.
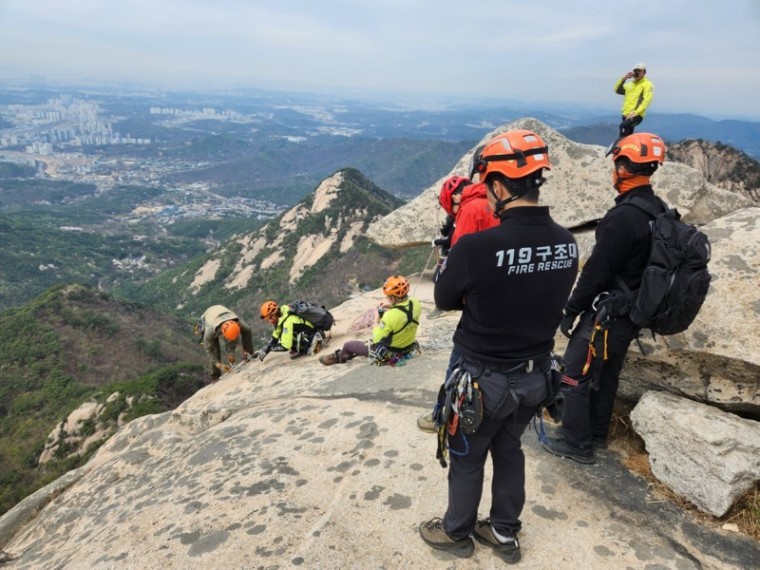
[0,284,207,515]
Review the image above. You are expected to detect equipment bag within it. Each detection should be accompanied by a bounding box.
[288,300,335,331]
[617,196,712,335]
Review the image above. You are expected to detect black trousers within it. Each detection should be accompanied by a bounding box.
[559,312,639,447]
[443,358,549,539]
[619,115,643,137]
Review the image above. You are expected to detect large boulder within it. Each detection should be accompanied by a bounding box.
[366,118,751,247]
[619,207,760,416]
[631,391,760,517]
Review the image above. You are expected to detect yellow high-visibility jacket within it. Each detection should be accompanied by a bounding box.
[271,305,314,351]
[372,297,421,351]
[614,76,654,117]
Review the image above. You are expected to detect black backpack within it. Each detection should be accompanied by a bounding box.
[288,300,335,331]
[617,196,712,335]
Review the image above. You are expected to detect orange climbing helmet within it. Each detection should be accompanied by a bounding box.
[609,132,666,165]
[259,300,278,320]
[472,130,550,182]
[438,175,470,215]
[220,320,241,342]
[383,275,409,298]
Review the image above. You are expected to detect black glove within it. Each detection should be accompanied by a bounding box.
[559,310,579,339]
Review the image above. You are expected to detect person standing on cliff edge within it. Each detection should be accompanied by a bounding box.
[418,129,578,563]
[615,62,654,138]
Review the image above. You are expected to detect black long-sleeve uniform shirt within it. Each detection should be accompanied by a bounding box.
[565,185,662,315]
[434,206,578,364]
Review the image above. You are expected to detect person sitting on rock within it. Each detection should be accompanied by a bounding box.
[257,301,324,360]
[195,304,253,381]
[319,275,421,366]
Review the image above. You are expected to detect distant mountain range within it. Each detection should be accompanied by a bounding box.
[561,113,760,158]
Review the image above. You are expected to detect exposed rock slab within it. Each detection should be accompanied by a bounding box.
[1,282,758,569]
[631,391,760,517]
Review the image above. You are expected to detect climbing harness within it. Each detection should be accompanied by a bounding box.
[368,341,421,367]
[582,293,615,391]
[434,365,483,468]
[532,355,565,445]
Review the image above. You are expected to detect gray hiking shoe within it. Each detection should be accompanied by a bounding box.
[472,519,521,564]
[542,436,595,464]
[417,412,437,433]
[427,307,448,319]
[419,518,474,558]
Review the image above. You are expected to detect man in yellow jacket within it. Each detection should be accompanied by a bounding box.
[615,62,654,137]
[319,275,421,366]
[258,301,323,360]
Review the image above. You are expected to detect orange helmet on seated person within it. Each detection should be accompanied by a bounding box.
[383,275,410,298]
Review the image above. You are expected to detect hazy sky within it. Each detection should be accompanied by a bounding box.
[1,0,759,119]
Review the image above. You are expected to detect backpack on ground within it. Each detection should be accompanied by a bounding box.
[288,300,335,331]
[616,196,712,335]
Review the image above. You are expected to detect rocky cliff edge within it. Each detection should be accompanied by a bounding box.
[0,281,758,569]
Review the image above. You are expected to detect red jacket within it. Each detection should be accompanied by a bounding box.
[450,183,499,246]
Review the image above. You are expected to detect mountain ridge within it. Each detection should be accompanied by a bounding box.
[115,167,420,338]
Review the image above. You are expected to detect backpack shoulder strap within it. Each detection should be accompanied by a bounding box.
[615,195,668,219]
[611,196,666,295]
[391,300,419,327]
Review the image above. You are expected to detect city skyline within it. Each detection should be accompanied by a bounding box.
[1,1,759,120]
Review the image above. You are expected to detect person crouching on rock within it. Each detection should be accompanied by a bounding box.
[196,304,253,382]
[319,275,421,366]
[258,301,318,361]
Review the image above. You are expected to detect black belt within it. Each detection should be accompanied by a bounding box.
[463,356,550,375]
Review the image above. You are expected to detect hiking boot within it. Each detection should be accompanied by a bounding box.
[289,351,305,360]
[472,519,521,564]
[542,436,595,464]
[319,350,341,366]
[418,518,474,558]
[428,307,448,320]
[592,435,608,449]
[417,412,437,433]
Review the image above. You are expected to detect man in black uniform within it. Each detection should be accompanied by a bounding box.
[542,132,667,464]
[418,129,578,563]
